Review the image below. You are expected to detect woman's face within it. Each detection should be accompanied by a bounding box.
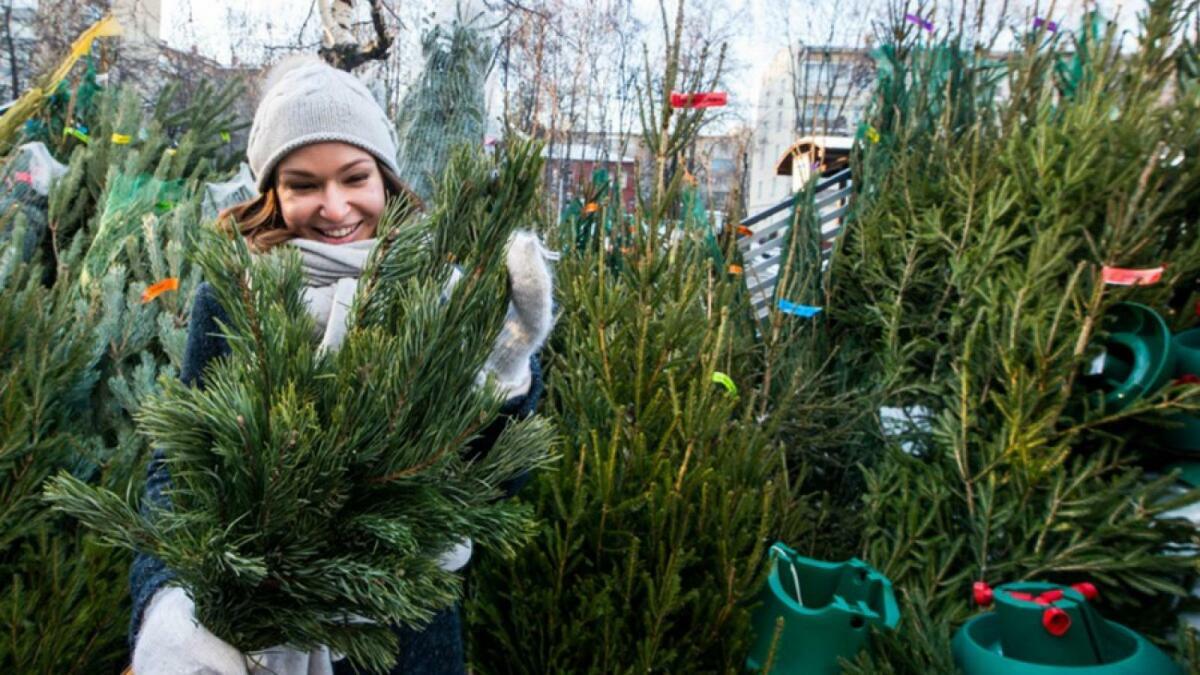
[275,142,386,244]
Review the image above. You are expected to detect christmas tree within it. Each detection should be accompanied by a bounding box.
[0,18,249,671]
[814,4,1200,670]
[46,139,555,673]
[465,0,856,669]
[0,217,131,673]
[394,1,495,202]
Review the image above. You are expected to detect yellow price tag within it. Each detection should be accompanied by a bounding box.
[63,126,90,143]
[711,372,737,396]
[111,132,132,144]
[866,126,880,144]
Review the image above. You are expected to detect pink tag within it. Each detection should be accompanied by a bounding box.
[1101,265,1163,286]
[13,171,32,185]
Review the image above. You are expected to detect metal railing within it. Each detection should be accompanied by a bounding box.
[736,166,851,319]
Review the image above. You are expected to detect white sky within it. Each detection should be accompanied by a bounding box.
[161,0,1150,127]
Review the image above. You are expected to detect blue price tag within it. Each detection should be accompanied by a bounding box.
[778,300,822,318]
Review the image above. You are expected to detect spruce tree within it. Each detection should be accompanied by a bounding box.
[0,37,247,672]
[465,0,855,670]
[0,217,130,673]
[809,3,1200,670]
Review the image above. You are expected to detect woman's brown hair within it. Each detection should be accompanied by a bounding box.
[217,162,424,253]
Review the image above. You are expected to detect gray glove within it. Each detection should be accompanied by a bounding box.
[479,230,557,399]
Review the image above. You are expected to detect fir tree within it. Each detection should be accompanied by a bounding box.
[0,37,247,672]
[814,3,1200,670]
[465,1,851,670]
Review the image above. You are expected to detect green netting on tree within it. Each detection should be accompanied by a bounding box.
[19,54,105,156]
[1054,11,1116,100]
[864,42,1004,150]
[79,172,183,287]
[395,20,493,202]
[558,168,614,253]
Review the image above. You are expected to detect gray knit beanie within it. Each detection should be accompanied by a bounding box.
[247,55,402,193]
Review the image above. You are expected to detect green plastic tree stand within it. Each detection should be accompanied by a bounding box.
[1158,328,1200,452]
[745,542,899,674]
[953,581,1180,674]
[1092,302,1175,412]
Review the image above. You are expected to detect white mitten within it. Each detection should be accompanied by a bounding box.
[479,230,557,399]
[132,586,249,675]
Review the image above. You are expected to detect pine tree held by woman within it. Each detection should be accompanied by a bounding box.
[46,140,555,673]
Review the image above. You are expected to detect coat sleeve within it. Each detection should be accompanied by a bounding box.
[465,352,545,498]
[128,282,231,647]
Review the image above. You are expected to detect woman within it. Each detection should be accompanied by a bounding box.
[128,56,554,675]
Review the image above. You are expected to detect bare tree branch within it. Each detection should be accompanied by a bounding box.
[320,0,392,71]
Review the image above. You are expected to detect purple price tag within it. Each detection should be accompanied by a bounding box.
[905,13,934,33]
[1033,17,1058,32]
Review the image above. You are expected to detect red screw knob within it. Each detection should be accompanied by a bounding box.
[1071,582,1099,600]
[1007,591,1034,602]
[1043,607,1072,636]
[1038,589,1064,603]
[973,581,994,607]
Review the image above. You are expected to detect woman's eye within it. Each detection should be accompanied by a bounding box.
[347,174,369,184]
[288,183,316,192]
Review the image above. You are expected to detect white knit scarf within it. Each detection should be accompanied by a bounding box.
[286,237,376,353]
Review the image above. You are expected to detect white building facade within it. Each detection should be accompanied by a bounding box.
[747,46,873,216]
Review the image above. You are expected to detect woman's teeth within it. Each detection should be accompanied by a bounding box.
[324,223,359,239]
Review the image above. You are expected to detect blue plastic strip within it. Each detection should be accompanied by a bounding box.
[778,300,823,318]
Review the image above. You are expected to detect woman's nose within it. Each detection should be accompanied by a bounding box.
[320,186,351,222]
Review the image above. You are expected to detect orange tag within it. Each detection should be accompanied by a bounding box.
[1101,265,1163,286]
[583,202,599,214]
[728,264,743,274]
[141,277,179,303]
[737,225,753,237]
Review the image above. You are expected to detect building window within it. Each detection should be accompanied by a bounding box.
[804,61,825,84]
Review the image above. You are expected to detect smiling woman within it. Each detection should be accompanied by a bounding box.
[214,54,422,252]
[118,52,557,675]
[275,143,387,245]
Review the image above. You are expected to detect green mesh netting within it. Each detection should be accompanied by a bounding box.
[395,20,494,202]
[80,173,183,287]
